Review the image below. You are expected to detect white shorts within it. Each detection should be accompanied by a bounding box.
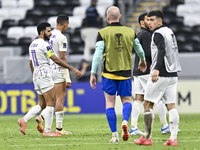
[33,76,54,95]
[51,68,66,84]
[134,74,150,95]
[144,77,178,104]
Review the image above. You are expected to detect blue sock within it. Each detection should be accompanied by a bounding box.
[122,102,132,122]
[106,108,117,132]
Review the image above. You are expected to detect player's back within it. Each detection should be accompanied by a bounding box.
[48,29,68,69]
[29,38,52,80]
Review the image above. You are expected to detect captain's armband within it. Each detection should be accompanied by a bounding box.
[47,50,54,58]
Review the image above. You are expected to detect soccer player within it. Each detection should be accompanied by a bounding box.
[130,12,170,135]
[90,6,147,142]
[36,14,73,135]
[17,22,81,136]
[134,10,182,146]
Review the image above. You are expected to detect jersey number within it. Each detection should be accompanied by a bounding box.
[31,50,39,67]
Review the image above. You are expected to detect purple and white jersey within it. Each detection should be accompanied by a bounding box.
[48,29,68,70]
[29,38,52,81]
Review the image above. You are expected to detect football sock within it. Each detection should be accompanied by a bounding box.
[106,108,117,132]
[55,111,64,129]
[157,100,168,128]
[44,106,54,133]
[40,108,46,120]
[23,104,41,123]
[131,100,142,129]
[122,102,132,122]
[144,109,154,140]
[169,108,179,141]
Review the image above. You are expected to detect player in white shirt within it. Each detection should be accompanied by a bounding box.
[36,14,73,135]
[17,22,81,137]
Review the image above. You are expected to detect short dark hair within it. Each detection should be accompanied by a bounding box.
[147,10,164,20]
[57,14,69,25]
[138,12,148,25]
[37,22,51,35]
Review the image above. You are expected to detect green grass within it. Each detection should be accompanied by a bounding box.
[0,114,200,150]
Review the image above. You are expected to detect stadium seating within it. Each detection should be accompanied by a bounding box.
[9,8,27,23]
[0,8,10,28]
[80,27,100,61]
[163,1,200,53]
[2,19,16,28]
[24,26,38,40]
[183,15,200,27]
[185,0,200,4]
[18,0,34,10]
[1,0,18,8]
[7,26,24,41]
[47,16,57,29]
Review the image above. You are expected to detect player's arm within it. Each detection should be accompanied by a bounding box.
[29,60,34,74]
[59,38,71,87]
[153,33,165,71]
[133,38,146,62]
[90,32,104,89]
[133,38,147,72]
[60,51,71,87]
[47,49,81,79]
[151,33,165,82]
[90,33,104,75]
[141,32,152,61]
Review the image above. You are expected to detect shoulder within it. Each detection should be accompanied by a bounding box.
[56,32,67,42]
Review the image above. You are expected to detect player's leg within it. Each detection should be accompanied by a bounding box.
[163,103,179,146]
[54,81,72,135]
[157,99,170,133]
[36,94,46,133]
[118,78,132,141]
[121,96,132,141]
[131,94,144,135]
[134,77,168,145]
[134,100,154,145]
[42,86,61,136]
[163,77,179,146]
[17,87,46,135]
[131,76,145,135]
[102,76,118,142]
[104,92,118,142]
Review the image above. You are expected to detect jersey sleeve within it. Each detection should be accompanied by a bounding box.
[43,42,54,58]
[29,46,32,60]
[58,35,68,52]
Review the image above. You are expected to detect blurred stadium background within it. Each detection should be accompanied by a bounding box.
[0,0,199,115]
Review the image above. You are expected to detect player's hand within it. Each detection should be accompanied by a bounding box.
[151,69,159,82]
[66,82,71,88]
[138,61,147,72]
[72,68,82,79]
[90,74,96,89]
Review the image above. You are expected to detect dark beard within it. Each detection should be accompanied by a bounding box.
[44,32,49,41]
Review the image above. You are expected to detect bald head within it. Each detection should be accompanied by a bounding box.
[107,6,121,23]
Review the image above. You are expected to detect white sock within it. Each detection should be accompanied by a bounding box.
[23,104,41,123]
[44,106,54,133]
[157,100,168,128]
[169,108,179,141]
[55,111,64,129]
[131,100,142,129]
[40,108,46,119]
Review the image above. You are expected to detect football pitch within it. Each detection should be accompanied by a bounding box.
[0,114,199,150]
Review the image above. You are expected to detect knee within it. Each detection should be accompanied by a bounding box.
[143,101,154,110]
[39,102,46,110]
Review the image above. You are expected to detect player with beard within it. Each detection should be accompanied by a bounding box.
[17,22,81,136]
[36,14,73,135]
[130,13,170,135]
